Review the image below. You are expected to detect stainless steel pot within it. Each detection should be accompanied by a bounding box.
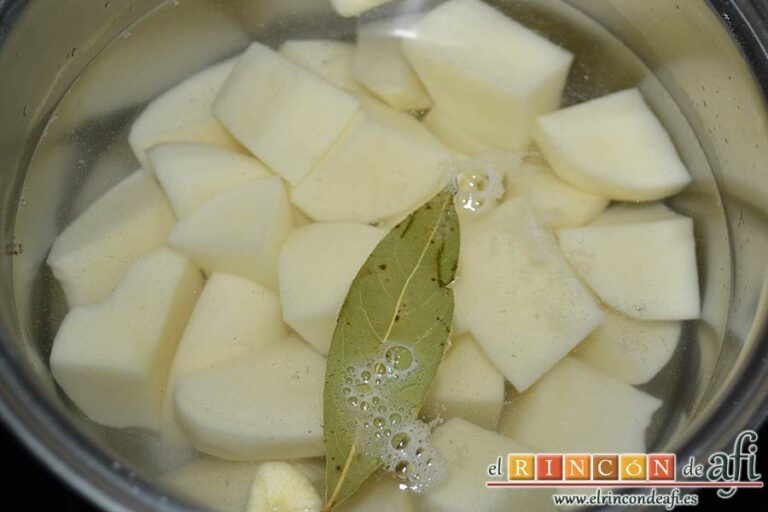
[1,0,767,510]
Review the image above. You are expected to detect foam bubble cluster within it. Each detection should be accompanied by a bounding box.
[443,154,507,215]
[377,420,446,493]
[341,341,447,493]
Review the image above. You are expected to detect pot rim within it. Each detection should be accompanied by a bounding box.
[1,1,767,511]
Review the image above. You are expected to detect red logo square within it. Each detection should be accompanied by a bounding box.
[536,454,563,480]
[648,454,676,480]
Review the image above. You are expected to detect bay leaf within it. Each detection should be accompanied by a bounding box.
[323,188,460,510]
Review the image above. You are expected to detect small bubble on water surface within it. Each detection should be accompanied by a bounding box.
[392,433,409,450]
[395,461,411,480]
[385,345,414,372]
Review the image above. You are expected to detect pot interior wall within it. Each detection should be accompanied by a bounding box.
[0,0,766,508]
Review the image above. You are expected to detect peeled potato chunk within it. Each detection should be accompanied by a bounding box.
[557,218,701,320]
[246,462,322,512]
[171,272,289,378]
[213,42,360,185]
[454,198,603,391]
[129,58,243,171]
[420,418,554,512]
[162,272,287,449]
[291,103,447,223]
[279,39,367,96]
[161,458,260,512]
[422,334,505,430]
[289,459,326,494]
[402,0,573,151]
[500,357,662,453]
[278,223,385,354]
[360,96,443,147]
[174,336,326,461]
[589,202,678,226]
[148,142,272,218]
[574,309,682,385]
[353,16,432,111]
[168,176,294,290]
[47,170,176,307]
[50,248,203,430]
[163,271,286,447]
[422,107,492,157]
[534,88,692,201]
[337,473,414,512]
[330,0,392,17]
[162,458,324,512]
[505,160,609,228]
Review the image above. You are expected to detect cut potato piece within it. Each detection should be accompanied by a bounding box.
[354,17,432,111]
[454,199,603,391]
[359,96,443,148]
[129,58,242,171]
[291,207,314,227]
[589,202,678,226]
[162,458,260,512]
[174,335,326,460]
[148,142,272,218]
[247,462,322,512]
[402,0,573,151]
[330,0,392,17]
[423,107,492,157]
[421,418,554,512]
[50,248,203,430]
[574,309,681,385]
[506,161,609,228]
[162,458,324,512]
[500,357,662,453]
[289,459,326,494]
[534,89,692,201]
[171,272,289,378]
[337,473,413,512]
[291,108,447,223]
[422,334,504,430]
[47,170,176,307]
[278,223,385,354]
[279,39,367,96]
[168,176,294,289]
[451,315,469,338]
[213,42,360,185]
[557,218,700,320]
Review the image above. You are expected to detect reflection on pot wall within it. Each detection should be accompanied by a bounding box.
[568,0,768,437]
[0,0,766,510]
